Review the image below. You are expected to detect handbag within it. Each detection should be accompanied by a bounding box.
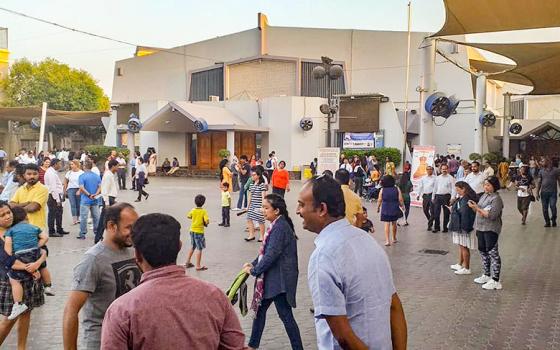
[529,194,536,202]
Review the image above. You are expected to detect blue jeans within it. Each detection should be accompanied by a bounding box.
[79,203,100,237]
[248,293,303,349]
[236,186,248,209]
[541,192,558,223]
[67,188,81,217]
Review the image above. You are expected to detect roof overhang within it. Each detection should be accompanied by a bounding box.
[494,120,560,139]
[142,101,268,133]
[433,0,560,37]
[0,106,108,126]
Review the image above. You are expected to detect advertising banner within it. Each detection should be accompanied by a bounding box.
[410,145,436,207]
[447,143,462,156]
[317,147,340,176]
[343,133,375,149]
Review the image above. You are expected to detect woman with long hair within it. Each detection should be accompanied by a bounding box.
[243,194,303,350]
[0,201,47,348]
[38,157,51,185]
[449,181,477,275]
[245,167,267,242]
[64,160,84,225]
[377,175,404,246]
[219,159,232,193]
[468,176,504,290]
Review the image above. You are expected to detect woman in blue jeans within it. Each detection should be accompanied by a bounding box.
[64,160,84,225]
[242,194,303,350]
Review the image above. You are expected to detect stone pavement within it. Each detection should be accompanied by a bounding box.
[4,177,560,349]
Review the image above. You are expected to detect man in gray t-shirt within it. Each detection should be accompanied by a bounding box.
[63,203,141,349]
[536,158,560,227]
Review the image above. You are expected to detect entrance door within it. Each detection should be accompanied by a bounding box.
[197,133,212,169]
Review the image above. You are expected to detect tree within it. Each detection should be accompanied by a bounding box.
[1,58,109,111]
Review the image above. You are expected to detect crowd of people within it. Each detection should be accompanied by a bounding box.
[0,142,557,349]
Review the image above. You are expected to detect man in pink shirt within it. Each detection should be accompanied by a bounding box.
[100,213,246,350]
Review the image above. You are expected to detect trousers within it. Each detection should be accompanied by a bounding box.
[248,293,303,349]
[541,191,558,224]
[47,194,63,234]
[221,206,230,226]
[433,194,451,231]
[95,196,116,243]
[477,230,501,281]
[422,193,434,228]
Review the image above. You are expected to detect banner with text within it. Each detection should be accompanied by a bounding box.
[317,147,340,176]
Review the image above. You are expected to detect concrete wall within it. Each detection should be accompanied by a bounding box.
[112,29,261,103]
[526,96,560,120]
[158,132,187,166]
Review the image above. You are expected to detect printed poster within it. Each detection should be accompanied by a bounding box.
[447,143,462,156]
[410,145,435,207]
[317,147,340,176]
[343,133,375,149]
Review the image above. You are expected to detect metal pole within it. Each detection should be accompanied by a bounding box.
[326,74,332,147]
[419,39,435,146]
[474,74,486,155]
[402,1,412,164]
[38,102,47,153]
[502,93,511,159]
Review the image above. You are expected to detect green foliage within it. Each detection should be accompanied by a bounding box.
[1,58,109,111]
[84,145,129,161]
[341,147,402,166]
[217,149,230,158]
[482,152,501,165]
[469,153,482,161]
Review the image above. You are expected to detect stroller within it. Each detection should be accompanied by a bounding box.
[362,179,381,202]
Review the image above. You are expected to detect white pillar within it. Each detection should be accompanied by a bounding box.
[474,74,486,155]
[38,102,47,153]
[226,130,235,161]
[419,38,436,146]
[502,93,511,159]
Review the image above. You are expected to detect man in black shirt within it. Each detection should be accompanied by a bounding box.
[233,155,251,211]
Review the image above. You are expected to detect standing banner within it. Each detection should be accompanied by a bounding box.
[410,145,436,207]
[447,143,462,156]
[317,147,340,176]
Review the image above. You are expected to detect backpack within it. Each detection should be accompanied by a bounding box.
[266,159,272,168]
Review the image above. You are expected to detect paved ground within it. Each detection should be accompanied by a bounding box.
[4,177,560,349]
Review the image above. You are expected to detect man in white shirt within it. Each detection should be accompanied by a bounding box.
[483,161,495,178]
[432,164,455,233]
[95,159,119,243]
[465,161,485,198]
[416,165,436,231]
[44,159,68,236]
[16,150,30,165]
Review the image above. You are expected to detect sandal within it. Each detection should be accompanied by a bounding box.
[244,237,255,242]
[384,242,391,246]
[185,263,194,268]
[196,266,208,271]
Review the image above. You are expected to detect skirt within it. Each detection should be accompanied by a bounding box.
[0,277,44,316]
[517,196,531,211]
[452,231,476,249]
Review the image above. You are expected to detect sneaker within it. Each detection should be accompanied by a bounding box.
[44,286,56,296]
[8,303,28,320]
[454,268,472,275]
[450,264,463,271]
[232,207,241,211]
[474,274,492,284]
[482,279,503,290]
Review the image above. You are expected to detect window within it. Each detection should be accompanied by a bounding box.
[511,99,524,119]
[189,67,224,101]
[301,61,346,98]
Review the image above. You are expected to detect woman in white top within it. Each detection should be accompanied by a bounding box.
[64,160,84,225]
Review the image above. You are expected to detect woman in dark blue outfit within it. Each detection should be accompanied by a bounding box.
[0,201,47,348]
[377,175,404,246]
[243,194,303,350]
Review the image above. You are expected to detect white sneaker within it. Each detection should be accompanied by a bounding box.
[482,279,503,290]
[8,303,28,320]
[454,268,472,275]
[232,207,241,211]
[450,264,463,271]
[44,286,56,296]
[474,274,492,284]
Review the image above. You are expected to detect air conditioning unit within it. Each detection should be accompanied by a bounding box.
[209,95,219,102]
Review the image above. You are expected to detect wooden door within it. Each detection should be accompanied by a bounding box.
[241,133,256,159]
[211,132,226,170]
[197,133,212,169]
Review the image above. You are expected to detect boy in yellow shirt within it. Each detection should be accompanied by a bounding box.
[219,183,231,227]
[186,195,209,271]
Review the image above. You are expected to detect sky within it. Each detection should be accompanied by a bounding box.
[1,0,559,97]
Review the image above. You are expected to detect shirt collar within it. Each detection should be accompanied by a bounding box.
[139,264,186,284]
[341,184,350,190]
[314,218,349,247]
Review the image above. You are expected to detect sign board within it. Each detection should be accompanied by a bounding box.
[447,143,462,156]
[410,145,436,207]
[375,130,384,148]
[317,147,340,176]
[342,131,384,149]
